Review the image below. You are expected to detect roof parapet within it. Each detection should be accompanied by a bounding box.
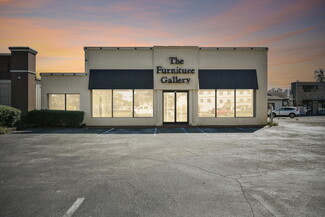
[9,47,38,55]
[40,72,87,76]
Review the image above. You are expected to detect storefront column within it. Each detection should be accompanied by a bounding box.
[155,90,163,126]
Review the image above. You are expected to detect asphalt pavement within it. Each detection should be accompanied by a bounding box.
[0,116,324,217]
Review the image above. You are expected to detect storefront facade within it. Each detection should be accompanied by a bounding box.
[41,46,268,126]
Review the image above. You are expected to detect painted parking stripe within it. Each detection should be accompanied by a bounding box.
[101,128,115,135]
[196,127,210,137]
[62,197,85,217]
[181,128,189,135]
[154,127,157,136]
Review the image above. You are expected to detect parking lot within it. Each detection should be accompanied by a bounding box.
[0,116,324,217]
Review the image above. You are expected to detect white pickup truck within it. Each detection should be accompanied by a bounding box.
[272,107,300,118]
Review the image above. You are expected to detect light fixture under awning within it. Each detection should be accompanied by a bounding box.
[198,69,258,89]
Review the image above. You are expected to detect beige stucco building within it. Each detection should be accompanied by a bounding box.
[41,46,268,126]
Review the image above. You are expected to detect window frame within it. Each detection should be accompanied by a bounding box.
[133,89,154,118]
[198,89,216,118]
[198,89,256,118]
[216,89,235,118]
[92,89,113,117]
[91,89,154,118]
[112,89,134,118]
[235,89,255,118]
[48,93,80,111]
[66,94,80,111]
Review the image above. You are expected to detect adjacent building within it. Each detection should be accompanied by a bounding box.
[0,47,41,114]
[267,91,290,110]
[291,81,325,115]
[41,46,268,126]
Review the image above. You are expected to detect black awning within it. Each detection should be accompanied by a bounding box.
[199,70,258,89]
[89,70,153,89]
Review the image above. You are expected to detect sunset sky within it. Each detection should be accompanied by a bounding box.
[0,0,324,89]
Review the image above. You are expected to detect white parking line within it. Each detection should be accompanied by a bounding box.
[101,128,115,135]
[62,197,85,217]
[154,128,157,136]
[196,127,210,137]
[181,128,189,135]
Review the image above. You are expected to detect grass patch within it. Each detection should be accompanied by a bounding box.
[267,122,278,127]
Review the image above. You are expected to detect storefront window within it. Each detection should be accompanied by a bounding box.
[113,90,133,117]
[49,94,65,110]
[317,101,325,115]
[134,90,153,117]
[198,90,215,117]
[66,94,80,111]
[176,92,188,122]
[216,89,234,117]
[92,90,112,117]
[164,92,175,122]
[236,89,254,117]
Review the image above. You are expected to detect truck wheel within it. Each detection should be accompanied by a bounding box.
[272,113,276,118]
[289,113,295,118]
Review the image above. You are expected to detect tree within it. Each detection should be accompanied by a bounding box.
[269,88,283,92]
[314,68,324,83]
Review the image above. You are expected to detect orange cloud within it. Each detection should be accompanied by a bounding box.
[1,0,324,88]
[0,15,176,76]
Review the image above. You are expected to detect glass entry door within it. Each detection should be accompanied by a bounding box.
[163,91,188,123]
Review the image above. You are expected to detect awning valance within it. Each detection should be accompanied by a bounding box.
[198,70,258,89]
[88,69,153,89]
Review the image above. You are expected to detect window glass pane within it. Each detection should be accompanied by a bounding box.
[113,90,133,117]
[164,92,175,122]
[134,90,153,117]
[49,94,65,110]
[176,92,188,122]
[217,89,234,117]
[236,89,254,117]
[198,90,215,117]
[92,90,112,117]
[66,94,80,111]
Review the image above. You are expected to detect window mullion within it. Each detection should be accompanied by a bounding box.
[215,89,217,118]
[132,89,134,118]
[234,89,236,118]
[111,89,114,118]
